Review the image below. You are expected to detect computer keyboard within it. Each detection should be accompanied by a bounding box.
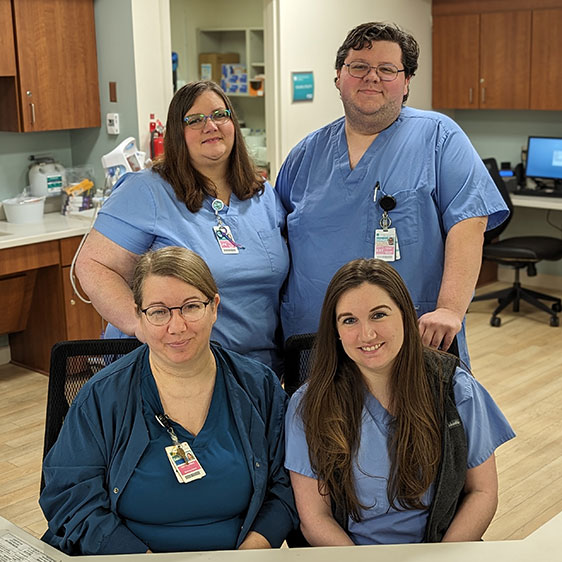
[511,187,562,198]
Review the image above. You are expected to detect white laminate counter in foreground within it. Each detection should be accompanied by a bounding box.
[0,212,93,250]
[1,512,560,562]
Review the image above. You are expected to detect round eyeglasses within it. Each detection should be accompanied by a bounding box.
[183,109,231,129]
[141,299,212,326]
[343,62,405,82]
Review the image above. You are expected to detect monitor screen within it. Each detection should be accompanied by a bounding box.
[525,136,562,181]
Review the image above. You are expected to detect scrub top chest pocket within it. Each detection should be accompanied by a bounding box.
[368,188,422,249]
[257,228,289,274]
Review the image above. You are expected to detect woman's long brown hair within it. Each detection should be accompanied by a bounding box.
[299,259,443,521]
[152,80,263,212]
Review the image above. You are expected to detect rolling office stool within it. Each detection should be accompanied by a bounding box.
[473,158,562,327]
[472,239,562,327]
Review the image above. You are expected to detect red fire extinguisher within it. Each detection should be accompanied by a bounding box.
[149,114,165,159]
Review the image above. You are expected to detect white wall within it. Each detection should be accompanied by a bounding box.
[267,0,432,175]
[132,0,174,157]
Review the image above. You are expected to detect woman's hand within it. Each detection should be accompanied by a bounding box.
[238,531,271,549]
[290,471,355,546]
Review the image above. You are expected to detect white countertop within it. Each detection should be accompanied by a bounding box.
[0,212,93,250]
[1,511,561,561]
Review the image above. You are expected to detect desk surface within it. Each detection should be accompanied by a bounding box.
[1,512,561,561]
[510,193,562,211]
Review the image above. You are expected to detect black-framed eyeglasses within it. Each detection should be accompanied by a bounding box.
[183,109,231,129]
[141,299,212,326]
[343,62,405,82]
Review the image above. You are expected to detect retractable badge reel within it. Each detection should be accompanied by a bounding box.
[374,194,401,261]
[211,198,244,255]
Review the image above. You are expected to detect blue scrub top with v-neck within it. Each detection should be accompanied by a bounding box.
[276,107,509,366]
[94,168,289,373]
[117,360,253,552]
[285,367,515,545]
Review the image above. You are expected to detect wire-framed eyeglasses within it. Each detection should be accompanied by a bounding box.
[183,109,231,129]
[343,62,405,82]
[141,299,212,326]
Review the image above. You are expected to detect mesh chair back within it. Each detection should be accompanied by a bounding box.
[482,157,514,243]
[42,338,143,463]
[283,333,316,397]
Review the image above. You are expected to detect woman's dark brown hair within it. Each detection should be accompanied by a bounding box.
[152,80,264,212]
[299,259,442,521]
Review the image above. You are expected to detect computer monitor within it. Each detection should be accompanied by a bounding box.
[525,136,562,186]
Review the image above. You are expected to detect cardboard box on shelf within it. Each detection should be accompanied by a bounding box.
[199,53,240,84]
[221,63,248,94]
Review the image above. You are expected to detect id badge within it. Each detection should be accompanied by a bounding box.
[213,225,239,254]
[375,227,400,262]
[165,442,206,484]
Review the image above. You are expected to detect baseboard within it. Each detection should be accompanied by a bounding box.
[497,270,562,292]
[0,344,11,365]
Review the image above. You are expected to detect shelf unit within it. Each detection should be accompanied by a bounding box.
[197,27,265,123]
[197,27,264,78]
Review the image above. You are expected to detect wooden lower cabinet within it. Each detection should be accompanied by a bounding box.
[61,265,105,341]
[7,235,105,374]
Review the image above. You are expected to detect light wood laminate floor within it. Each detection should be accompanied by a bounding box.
[0,282,561,541]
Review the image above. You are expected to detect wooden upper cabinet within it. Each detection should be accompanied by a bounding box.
[0,0,17,76]
[0,0,101,132]
[530,9,562,110]
[479,11,531,109]
[432,14,479,109]
[433,10,531,109]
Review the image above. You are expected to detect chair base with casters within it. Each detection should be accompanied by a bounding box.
[472,236,562,327]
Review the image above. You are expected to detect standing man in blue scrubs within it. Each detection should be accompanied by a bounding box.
[276,22,509,365]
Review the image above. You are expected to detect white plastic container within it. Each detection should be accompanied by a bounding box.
[28,160,66,197]
[2,195,46,224]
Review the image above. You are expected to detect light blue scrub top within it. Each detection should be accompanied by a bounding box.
[118,361,253,552]
[285,367,515,545]
[94,169,289,373]
[276,107,510,366]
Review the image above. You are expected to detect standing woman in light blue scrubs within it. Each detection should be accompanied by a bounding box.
[285,259,514,545]
[76,81,288,373]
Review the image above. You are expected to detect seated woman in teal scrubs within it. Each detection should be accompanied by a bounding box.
[285,258,514,545]
[40,246,297,555]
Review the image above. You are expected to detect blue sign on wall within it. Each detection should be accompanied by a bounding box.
[292,71,314,102]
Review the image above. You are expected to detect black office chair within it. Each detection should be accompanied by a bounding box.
[281,333,316,548]
[41,338,143,489]
[283,333,316,397]
[472,158,562,327]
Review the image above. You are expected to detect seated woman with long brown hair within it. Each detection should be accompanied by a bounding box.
[285,258,514,545]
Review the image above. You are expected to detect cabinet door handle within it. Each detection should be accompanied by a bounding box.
[26,90,36,125]
[481,87,486,104]
[469,88,473,104]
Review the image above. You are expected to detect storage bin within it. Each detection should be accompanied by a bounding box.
[2,195,45,224]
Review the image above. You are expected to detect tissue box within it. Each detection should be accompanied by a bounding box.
[199,53,240,84]
[221,64,248,94]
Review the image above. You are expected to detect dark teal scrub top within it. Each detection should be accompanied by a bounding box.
[117,362,253,552]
